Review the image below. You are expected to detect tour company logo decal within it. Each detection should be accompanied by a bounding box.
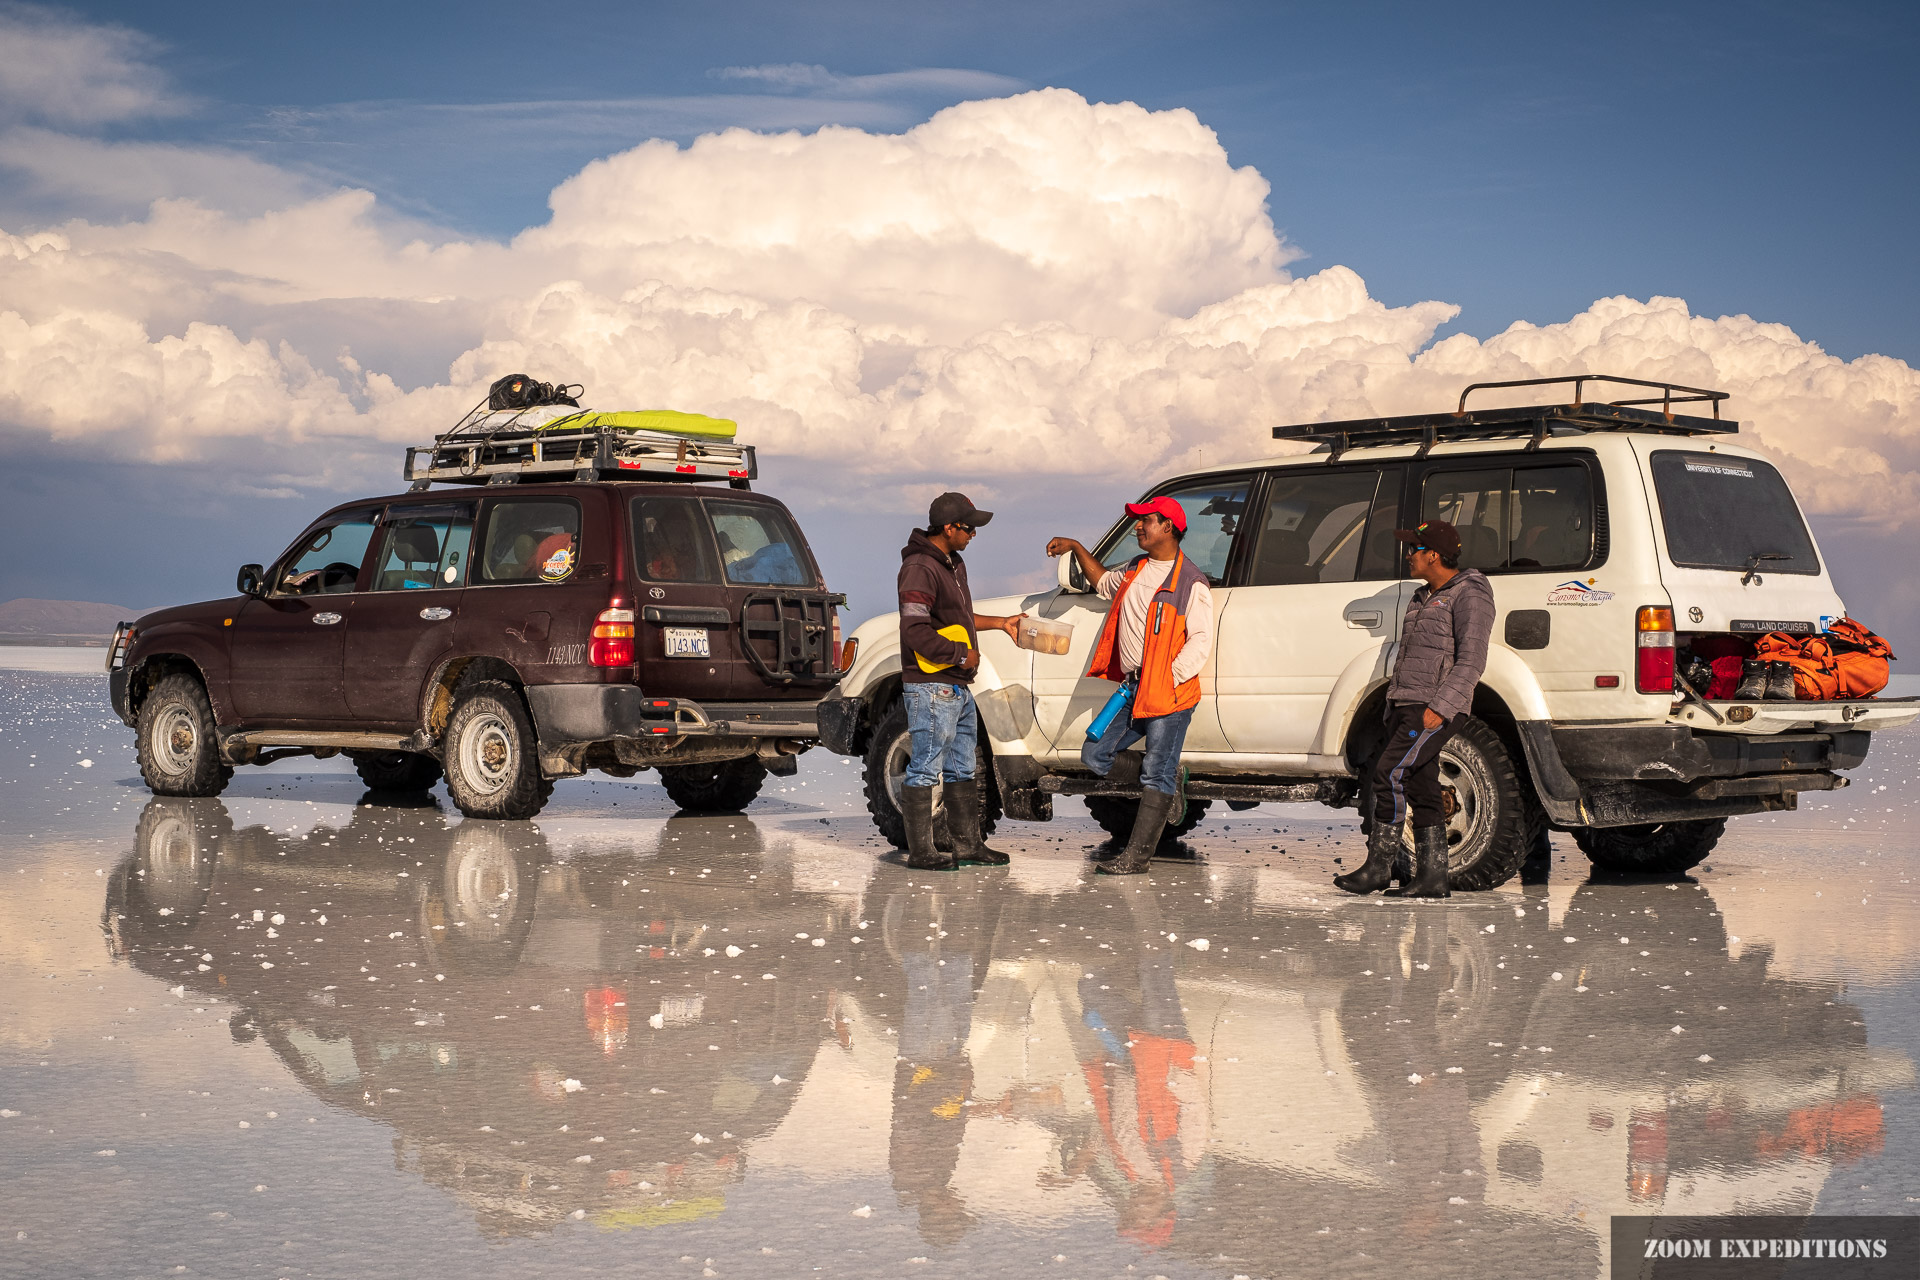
[1547,578,1615,606]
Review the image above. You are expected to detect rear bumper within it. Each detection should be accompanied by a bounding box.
[526,685,822,747]
[1516,721,1870,829]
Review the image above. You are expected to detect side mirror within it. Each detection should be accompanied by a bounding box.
[236,564,266,597]
[1057,553,1090,594]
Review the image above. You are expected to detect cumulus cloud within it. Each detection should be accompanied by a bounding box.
[0,4,185,127]
[0,84,1917,550]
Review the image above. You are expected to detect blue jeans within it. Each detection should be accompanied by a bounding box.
[903,682,978,787]
[1081,704,1193,795]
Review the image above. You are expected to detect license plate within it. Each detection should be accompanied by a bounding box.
[663,627,710,658]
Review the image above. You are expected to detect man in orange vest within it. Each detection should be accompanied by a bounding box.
[1046,496,1214,875]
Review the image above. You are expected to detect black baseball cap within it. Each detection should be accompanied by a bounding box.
[929,492,994,529]
[1394,519,1462,559]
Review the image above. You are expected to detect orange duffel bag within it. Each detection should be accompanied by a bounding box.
[1754,619,1894,700]
[1823,617,1895,698]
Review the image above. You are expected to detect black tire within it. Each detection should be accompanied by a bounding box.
[861,696,1002,849]
[659,756,767,813]
[136,672,232,797]
[1571,818,1725,875]
[1085,794,1212,844]
[1428,716,1543,892]
[441,680,552,820]
[351,750,444,793]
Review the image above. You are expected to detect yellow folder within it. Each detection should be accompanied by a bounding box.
[914,623,973,673]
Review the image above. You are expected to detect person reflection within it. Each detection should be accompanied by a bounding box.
[874,880,1004,1246]
[1068,878,1208,1247]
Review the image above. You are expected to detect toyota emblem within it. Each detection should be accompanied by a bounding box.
[1688,606,1703,623]
[650,587,666,600]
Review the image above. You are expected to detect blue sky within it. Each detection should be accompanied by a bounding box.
[42,0,1920,363]
[3,0,1919,635]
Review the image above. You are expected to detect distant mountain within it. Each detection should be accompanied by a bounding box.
[0,598,144,645]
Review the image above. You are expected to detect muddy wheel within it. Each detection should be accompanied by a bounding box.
[1572,819,1725,875]
[1085,794,1212,844]
[351,750,443,794]
[442,680,551,820]
[659,757,767,813]
[861,696,1001,849]
[1429,717,1542,892]
[136,672,232,797]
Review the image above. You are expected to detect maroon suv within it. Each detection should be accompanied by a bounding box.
[109,478,843,818]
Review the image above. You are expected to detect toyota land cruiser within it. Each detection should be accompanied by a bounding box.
[819,376,1917,888]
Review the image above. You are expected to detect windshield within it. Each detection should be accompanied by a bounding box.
[1649,450,1819,575]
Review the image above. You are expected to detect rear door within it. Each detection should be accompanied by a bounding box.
[1639,445,1845,638]
[344,502,475,727]
[705,497,838,700]
[630,491,735,704]
[230,508,381,724]
[1212,464,1408,758]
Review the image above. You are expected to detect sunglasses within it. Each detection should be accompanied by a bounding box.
[950,522,976,535]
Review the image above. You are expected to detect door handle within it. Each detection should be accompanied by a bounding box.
[419,607,452,621]
[1345,610,1383,628]
[312,612,343,626]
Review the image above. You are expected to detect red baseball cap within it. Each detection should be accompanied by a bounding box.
[1124,495,1187,532]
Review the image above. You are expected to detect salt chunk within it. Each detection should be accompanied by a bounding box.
[0,1110,18,1118]
[811,938,826,947]
[571,1209,586,1219]
[1407,1073,1423,1084]
[562,1079,584,1093]
[270,914,285,925]
[850,1204,872,1217]
[725,945,742,958]
[1185,938,1210,951]
[1551,972,1563,981]
[691,1133,711,1144]
[1449,1196,1468,1205]
[79,759,92,768]
[1482,925,1494,933]
[1671,1025,1685,1034]
[252,911,263,922]
[648,1013,664,1029]
[1698,1054,1713,1062]
[574,1155,592,1163]
[771,1075,787,1085]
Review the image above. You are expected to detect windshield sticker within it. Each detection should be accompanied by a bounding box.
[539,546,576,581]
[1683,460,1754,478]
[1547,579,1614,606]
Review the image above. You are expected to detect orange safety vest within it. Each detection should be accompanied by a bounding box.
[1087,552,1207,719]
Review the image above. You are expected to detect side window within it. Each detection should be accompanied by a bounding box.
[633,495,720,583]
[1421,463,1593,573]
[1356,467,1406,579]
[370,508,474,591]
[1094,476,1253,585]
[1248,470,1381,586]
[479,500,582,584]
[708,501,815,587]
[275,510,379,596]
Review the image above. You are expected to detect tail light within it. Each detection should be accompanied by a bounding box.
[830,610,843,669]
[1636,606,1675,693]
[590,599,636,667]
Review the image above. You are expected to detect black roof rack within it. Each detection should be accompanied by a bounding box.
[1272,375,1736,460]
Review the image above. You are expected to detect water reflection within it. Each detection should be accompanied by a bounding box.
[104,798,1913,1272]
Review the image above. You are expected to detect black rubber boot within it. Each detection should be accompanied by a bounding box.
[901,784,955,871]
[1766,660,1798,700]
[1335,823,1403,895]
[1097,788,1174,876]
[945,779,1009,866]
[1732,659,1768,701]
[1398,824,1452,898]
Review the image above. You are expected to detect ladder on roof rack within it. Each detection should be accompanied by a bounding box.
[1271,373,1737,460]
[404,413,757,488]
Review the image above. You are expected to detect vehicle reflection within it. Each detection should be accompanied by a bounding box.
[104,799,1912,1273]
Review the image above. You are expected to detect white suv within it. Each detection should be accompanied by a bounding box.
[817,376,1916,888]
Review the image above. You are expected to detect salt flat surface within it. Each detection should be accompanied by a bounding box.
[3,668,1918,1280]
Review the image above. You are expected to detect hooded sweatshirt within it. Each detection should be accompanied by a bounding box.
[898,528,977,686]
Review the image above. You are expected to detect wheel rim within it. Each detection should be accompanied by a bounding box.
[883,729,942,809]
[1435,743,1495,869]
[153,706,198,776]
[459,712,515,796]
[447,834,519,939]
[144,814,204,912]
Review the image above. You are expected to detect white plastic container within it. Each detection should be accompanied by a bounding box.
[1016,617,1074,655]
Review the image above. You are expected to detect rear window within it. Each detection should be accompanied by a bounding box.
[709,500,815,587]
[633,495,720,584]
[479,499,582,584]
[1649,451,1818,574]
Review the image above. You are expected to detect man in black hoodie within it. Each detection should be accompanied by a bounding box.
[896,492,1026,870]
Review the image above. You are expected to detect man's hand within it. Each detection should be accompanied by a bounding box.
[962,647,981,670]
[996,613,1026,639]
[1047,537,1108,590]
[1422,707,1445,731]
[1044,537,1083,558]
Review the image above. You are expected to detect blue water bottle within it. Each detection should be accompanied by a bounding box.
[1085,679,1135,741]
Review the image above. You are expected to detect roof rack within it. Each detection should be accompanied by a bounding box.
[404,407,757,489]
[1271,374,1736,460]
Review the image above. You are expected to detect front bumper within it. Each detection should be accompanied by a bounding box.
[816,690,863,757]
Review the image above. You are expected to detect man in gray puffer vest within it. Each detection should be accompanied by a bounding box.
[1336,519,1495,899]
